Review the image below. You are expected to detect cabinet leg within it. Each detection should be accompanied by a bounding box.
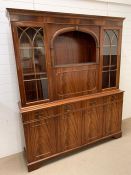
[28,162,41,172]
[112,132,122,139]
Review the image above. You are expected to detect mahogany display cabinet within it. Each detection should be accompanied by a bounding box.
[7,8,124,171]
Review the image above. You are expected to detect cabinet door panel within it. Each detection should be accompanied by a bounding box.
[82,99,103,144]
[23,107,60,162]
[24,117,57,162]
[53,65,98,100]
[103,93,123,135]
[22,106,60,123]
[58,103,82,151]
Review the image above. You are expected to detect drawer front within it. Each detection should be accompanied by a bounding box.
[109,93,123,102]
[22,106,61,123]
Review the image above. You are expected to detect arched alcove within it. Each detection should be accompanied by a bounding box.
[53,30,97,66]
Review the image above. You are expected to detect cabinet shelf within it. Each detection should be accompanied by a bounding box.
[54,62,97,68]
[20,47,44,49]
[24,77,48,82]
[23,72,47,76]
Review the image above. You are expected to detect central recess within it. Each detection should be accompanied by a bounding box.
[53,31,96,66]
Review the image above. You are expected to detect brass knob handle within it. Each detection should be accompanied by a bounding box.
[64,105,71,112]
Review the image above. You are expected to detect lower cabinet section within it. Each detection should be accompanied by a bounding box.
[21,91,123,171]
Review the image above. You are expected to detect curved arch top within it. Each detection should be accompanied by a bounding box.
[51,26,99,49]
[51,27,98,66]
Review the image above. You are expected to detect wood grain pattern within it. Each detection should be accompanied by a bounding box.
[53,64,98,100]
[82,98,103,143]
[103,93,123,135]
[23,107,59,162]
[59,102,82,151]
[7,8,124,25]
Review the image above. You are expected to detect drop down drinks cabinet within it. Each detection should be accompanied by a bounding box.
[7,8,124,171]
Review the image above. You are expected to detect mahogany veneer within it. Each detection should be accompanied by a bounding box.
[7,8,124,171]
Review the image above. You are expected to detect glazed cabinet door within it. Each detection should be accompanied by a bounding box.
[101,29,121,90]
[13,23,50,106]
[22,107,60,162]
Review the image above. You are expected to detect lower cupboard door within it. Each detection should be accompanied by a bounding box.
[58,111,82,151]
[23,117,57,163]
[82,106,103,144]
[104,101,122,135]
[110,101,122,132]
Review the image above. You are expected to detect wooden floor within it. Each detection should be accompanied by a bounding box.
[0,118,131,175]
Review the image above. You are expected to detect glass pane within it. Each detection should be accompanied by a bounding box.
[20,38,30,48]
[104,32,110,46]
[19,30,31,48]
[34,48,46,73]
[103,55,110,66]
[111,55,117,65]
[26,28,36,40]
[112,30,118,45]
[37,79,48,100]
[106,30,114,41]
[19,28,35,79]
[102,72,109,89]
[33,30,44,47]
[20,49,35,77]
[24,81,37,102]
[103,46,110,56]
[110,65,117,71]
[111,46,117,55]
[114,30,118,38]
[110,70,116,87]
[24,74,35,81]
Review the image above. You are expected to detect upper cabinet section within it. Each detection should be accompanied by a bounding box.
[7,8,124,107]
